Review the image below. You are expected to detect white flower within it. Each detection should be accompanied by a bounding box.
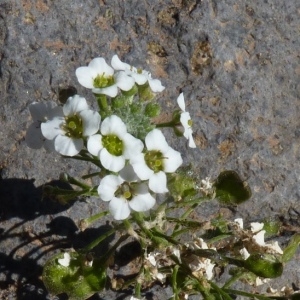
[243,222,283,254]
[185,238,215,280]
[252,228,283,254]
[200,177,213,195]
[234,218,244,229]
[145,251,167,283]
[75,57,135,97]
[41,95,101,156]
[177,93,196,148]
[111,54,165,92]
[129,297,146,300]
[131,129,183,193]
[58,252,71,267]
[239,247,250,260]
[255,277,270,286]
[87,115,143,172]
[26,101,62,151]
[250,222,264,233]
[98,165,156,220]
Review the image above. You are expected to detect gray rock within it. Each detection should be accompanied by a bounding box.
[1,0,299,298]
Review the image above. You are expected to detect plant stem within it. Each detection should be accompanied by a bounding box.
[132,212,168,246]
[223,289,274,300]
[155,120,176,128]
[96,94,110,116]
[83,228,116,252]
[134,282,142,299]
[63,174,91,189]
[222,271,245,288]
[209,282,234,300]
[79,211,109,231]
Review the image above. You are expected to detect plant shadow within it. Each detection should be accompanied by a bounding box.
[0,176,115,299]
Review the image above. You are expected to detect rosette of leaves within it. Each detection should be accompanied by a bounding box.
[43,251,106,300]
[214,170,251,205]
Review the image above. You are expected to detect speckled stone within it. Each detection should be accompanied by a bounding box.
[0,0,300,298]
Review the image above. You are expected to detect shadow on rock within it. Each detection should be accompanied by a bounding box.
[0,177,75,220]
[0,220,115,300]
[73,222,115,257]
[0,174,116,299]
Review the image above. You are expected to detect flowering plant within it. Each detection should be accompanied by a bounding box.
[26,56,300,300]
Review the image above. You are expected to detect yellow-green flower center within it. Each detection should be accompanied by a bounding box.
[188,119,193,127]
[115,182,133,200]
[144,150,164,173]
[63,115,83,138]
[93,73,115,88]
[102,134,123,156]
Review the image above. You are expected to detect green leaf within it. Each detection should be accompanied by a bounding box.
[263,219,281,238]
[43,252,106,300]
[243,254,283,278]
[282,233,300,263]
[214,171,251,205]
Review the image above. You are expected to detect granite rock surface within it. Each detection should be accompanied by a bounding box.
[0,0,300,299]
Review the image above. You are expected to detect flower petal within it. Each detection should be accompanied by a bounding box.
[55,135,83,156]
[80,110,101,136]
[145,129,169,152]
[87,134,103,156]
[75,67,96,89]
[251,222,264,233]
[58,253,71,267]
[63,95,88,116]
[100,115,127,136]
[98,175,123,201]
[100,148,125,172]
[131,153,153,180]
[180,112,191,136]
[111,54,130,71]
[109,197,131,220]
[89,57,114,76]
[129,184,156,212]
[188,132,197,148]
[148,78,165,92]
[131,72,148,85]
[41,118,64,140]
[253,230,266,246]
[92,85,118,97]
[122,133,144,159]
[149,171,168,193]
[177,93,185,112]
[163,147,183,173]
[114,71,135,91]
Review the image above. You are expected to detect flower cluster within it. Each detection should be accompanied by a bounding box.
[27,55,296,300]
[26,55,196,220]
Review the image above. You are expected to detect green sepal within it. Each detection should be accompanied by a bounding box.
[167,171,197,201]
[137,83,155,101]
[145,102,161,117]
[214,171,251,205]
[282,233,300,263]
[43,252,106,300]
[121,84,138,97]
